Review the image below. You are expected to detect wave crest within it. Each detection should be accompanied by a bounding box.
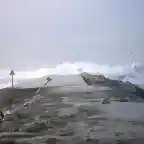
[0,61,144,88]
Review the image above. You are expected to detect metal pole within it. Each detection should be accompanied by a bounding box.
[9,70,15,88]
[12,75,13,88]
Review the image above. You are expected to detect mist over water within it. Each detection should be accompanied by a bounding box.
[0,61,144,88]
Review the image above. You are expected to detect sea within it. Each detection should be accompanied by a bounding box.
[0,61,144,89]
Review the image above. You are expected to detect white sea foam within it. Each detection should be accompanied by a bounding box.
[0,61,144,88]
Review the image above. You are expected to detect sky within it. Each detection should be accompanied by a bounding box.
[0,0,144,70]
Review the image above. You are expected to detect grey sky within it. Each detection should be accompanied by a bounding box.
[0,0,144,69]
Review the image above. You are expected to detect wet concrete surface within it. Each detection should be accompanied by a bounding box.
[0,84,144,143]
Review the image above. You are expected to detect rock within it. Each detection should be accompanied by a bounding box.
[19,121,49,132]
[4,112,20,121]
[46,138,57,144]
[0,121,20,132]
[102,98,110,104]
[0,110,4,120]
[0,139,15,144]
[119,98,128,102]
[58,128,74,136]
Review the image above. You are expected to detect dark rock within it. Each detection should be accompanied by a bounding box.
[46,137,56,144]
[0,121,20,132]
[58,128,74,136]
[0,111,4,120]
[0,139,15,144]
[80,72,144,100]
[4,112,20,121]
[102,98,110,104]
[19,121,48,132]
